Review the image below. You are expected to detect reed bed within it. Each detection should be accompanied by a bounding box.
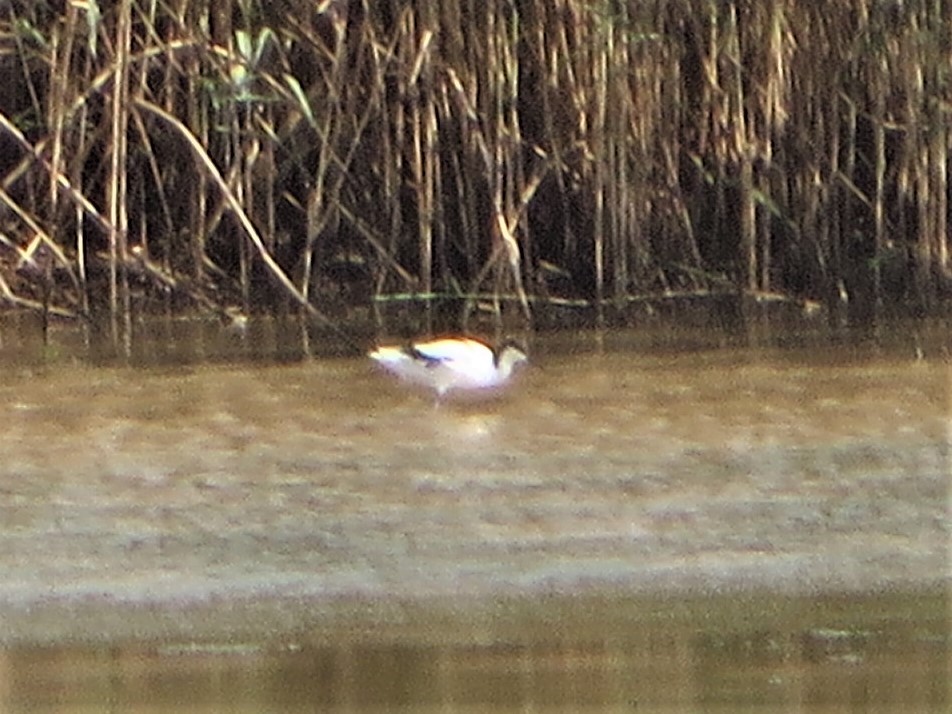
[0,0,948,343]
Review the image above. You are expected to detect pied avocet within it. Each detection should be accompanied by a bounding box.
[369,337,528,399]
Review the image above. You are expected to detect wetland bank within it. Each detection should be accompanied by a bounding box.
[1,0,951,708]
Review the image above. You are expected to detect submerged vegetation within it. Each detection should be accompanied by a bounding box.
[0,0,949,344]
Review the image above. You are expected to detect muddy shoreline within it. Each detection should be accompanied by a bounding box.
[1,346,947,647]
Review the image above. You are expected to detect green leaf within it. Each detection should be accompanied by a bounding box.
[283,74,315,128]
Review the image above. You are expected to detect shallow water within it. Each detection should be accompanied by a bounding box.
[0,320,948,710]
[1,591,947,712]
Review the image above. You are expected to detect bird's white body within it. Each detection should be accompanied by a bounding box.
[369,337,527,398]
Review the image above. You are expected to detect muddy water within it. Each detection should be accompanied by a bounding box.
[0,323,948,710]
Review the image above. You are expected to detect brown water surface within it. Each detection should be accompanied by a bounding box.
[0,321,948,710]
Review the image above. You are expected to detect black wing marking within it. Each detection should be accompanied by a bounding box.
[406,344,449,368]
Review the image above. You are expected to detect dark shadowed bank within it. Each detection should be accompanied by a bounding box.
[0,0,950,348]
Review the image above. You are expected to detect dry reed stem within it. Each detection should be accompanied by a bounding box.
[134,99,334,326]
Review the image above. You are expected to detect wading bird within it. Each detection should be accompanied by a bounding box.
[369,337,528,399]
